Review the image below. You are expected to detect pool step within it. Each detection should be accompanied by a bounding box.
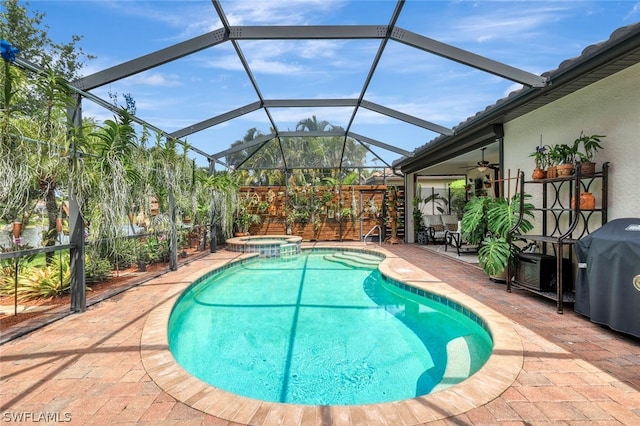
[431,333,488,392]
[323,252,381,268]
[279,243,299,257]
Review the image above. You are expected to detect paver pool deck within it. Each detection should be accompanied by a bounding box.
[1,242,639,425]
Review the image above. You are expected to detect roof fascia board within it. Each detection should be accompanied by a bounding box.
[348,131,413,157]
[72,29,228,90]
[360,100,453,135]
[169,101,263,139]
[390,27,548,88]
[263,99,358,108]
[212,133,276,159]
[544,24,640,87]
[400,124,503,174]
[229,25,387,40]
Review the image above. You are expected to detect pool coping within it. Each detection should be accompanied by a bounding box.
[140,244,523,425]
[225,235,303,246]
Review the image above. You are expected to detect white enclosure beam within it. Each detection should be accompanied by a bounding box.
[229,26,388,40]
[348,132,414,157]
[73,29,228,90]
[360,100,453,135]
[170,101,263,139]
[390,27,548,88]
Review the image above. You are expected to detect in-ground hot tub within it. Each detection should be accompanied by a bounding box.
[225,235,302,258]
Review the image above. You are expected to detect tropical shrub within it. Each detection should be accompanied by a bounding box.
[85,255,113,284]
[0,256,75,301]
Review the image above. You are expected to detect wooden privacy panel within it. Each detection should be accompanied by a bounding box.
[238,185,401,242]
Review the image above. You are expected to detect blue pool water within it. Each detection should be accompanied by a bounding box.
[168,250,492,406]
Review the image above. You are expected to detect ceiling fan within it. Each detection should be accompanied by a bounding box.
[461,147,500,172]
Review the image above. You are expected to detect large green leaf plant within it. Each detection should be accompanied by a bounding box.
[461,193,534,277]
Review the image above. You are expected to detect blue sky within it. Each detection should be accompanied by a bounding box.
[21,0,640,168]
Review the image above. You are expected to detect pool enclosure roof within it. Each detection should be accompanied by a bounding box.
[14,1,639,174]
[68,0,552,172]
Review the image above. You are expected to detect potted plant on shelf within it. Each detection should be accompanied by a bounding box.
[553,143,577,177]
[460,193,534,280]
[529,145,548,180]
[545,144,561,178]
[574,132,605,176]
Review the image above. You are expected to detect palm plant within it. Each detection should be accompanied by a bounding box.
[296,115,334,132]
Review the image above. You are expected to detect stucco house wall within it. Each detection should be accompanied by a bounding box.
[504,61,640,228]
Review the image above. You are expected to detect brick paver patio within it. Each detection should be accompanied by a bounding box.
[1,243,639,425]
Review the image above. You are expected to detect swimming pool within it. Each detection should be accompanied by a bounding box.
[142,244,523,424]
[167,249,493,405]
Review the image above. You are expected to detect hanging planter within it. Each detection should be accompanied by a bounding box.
[12,221,22,239]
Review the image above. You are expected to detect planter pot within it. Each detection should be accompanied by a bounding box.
[489,269,507,283]
[417,231,429,245]
[12,222,22,239]
[556,163,574,177]
[532,168,546,180]
[546,165,557,179]
[580,161,596,176]
[571,192,596,210]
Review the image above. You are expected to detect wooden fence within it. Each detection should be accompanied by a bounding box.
[238,185,404,242]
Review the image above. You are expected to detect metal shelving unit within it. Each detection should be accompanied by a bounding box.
[507,162,609,313]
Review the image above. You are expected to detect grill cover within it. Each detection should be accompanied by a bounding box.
[575,218,640,338]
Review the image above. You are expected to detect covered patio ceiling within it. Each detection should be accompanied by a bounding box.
[44,0,551,174]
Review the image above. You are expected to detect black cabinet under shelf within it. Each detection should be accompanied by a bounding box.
[513,252,572,292]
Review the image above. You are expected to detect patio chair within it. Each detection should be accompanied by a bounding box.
[444,218,479,256]
[440,214,459,232]
[423,214,446,244]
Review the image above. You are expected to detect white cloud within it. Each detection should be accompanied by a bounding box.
[248,58,306,75]
[626,2,640,20]
[224,0,347,26]
[424,2,575,46]
[128,72,182,87]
